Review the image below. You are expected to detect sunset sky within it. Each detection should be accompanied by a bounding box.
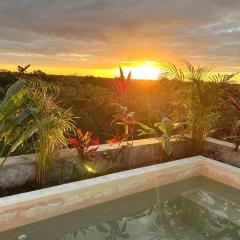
[0,0,240,79]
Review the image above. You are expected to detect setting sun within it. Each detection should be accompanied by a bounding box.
[113,62,165,80]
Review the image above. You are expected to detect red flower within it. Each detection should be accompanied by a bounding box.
[106,134,124,145]
[114,67,131,95]
[69,138,79,146]
[91,139,100,145]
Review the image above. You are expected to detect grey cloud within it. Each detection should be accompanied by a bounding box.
[0,0,239,69]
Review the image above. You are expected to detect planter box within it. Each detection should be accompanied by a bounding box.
[0,137,239,190]
[202,137,239,167]
[0,138,189,189]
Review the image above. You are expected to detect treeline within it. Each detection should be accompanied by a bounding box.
[0,70,239,142]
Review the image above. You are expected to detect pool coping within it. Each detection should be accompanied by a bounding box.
[0,155,240,232]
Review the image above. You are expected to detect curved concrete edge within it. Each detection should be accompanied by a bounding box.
[200,157,240,190]
[0,155,240,232]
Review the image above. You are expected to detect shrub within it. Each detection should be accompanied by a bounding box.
[167,62,236,154]
[0,67,75,186]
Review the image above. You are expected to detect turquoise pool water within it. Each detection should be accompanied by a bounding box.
[1,176,240,240]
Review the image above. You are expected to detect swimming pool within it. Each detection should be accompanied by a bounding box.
[0,156,240,239]
[1,176,240,240]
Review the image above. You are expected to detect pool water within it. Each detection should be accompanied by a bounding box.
[1,176,240,240]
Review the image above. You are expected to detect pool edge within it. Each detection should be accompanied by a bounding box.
[0,155,239,232]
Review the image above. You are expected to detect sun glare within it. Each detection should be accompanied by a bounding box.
[114,62,164,80]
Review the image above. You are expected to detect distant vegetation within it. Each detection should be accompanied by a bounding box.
[0,68,239,144]
[0,70,178,141]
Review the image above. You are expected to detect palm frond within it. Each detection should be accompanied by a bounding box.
[166,63,185,81]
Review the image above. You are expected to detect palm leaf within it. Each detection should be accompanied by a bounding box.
[166,63,185,81]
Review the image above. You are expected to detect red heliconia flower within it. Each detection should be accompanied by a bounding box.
[114,67,131,95]
[68,129,100,162]
[91,139,100,145]
[69,138,79,146]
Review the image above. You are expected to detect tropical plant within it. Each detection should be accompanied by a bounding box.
[167,62,235,154]
[137,117,185,157]
[109,67,136,144]
[0,68,75,186]
[224,96,240,151]
[104,67,138,168]
[68,129,112,177]
[114,66,131,98]
[17,64,31,75]
[106,133,125,146]
[31,80,75,185]
[69,129,99,162]
[111,104,136,146]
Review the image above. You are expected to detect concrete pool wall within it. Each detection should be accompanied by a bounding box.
[0,137,238,189]
[0,155,240,232]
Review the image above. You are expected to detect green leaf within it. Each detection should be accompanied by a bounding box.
[162,117,173,133]
[161,134,173,155]
[0,80,28,122]
[154,122,166,134]
[0,110,33,139]
[6,117,54,157]
[154,118,173,135]
[0,121,39,166]
[136,122,156,136]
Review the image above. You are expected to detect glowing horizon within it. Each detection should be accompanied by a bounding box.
[0,61,166,80]
[1,62,240,83]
